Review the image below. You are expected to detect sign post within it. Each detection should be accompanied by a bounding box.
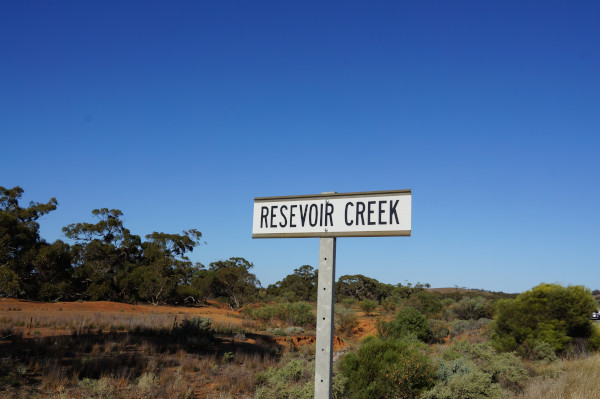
[253,190,411,399]
[314,236,336,398]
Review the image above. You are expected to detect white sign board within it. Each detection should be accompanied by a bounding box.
[252,190,411,238]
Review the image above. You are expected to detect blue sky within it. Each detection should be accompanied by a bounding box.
[1,1,599,293]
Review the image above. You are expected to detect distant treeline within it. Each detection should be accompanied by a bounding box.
[0,186,515,307]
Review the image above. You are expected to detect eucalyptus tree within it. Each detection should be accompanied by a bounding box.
[0,186,72,299]
[63,208,142,300]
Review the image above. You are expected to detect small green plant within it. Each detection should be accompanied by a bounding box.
[335,307,359,335]
[173,317,213,337]
[137,372,157,393]
[381,297,397,313]
[429,319,450,344]
[341,298,356,309]
[172,317,214,348]
[267,327,287,336]
[359,299,378,316]
[449,318,491,338]
[255,356,347,399]
[280,302,316,327]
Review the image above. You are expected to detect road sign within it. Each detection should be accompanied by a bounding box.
[252,189,412,399]
[252,190,411,238]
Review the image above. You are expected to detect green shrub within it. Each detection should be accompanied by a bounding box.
[284,326,304,335]
[439,341,528,393]
[266,327,287,336]
[172,317,213,348]
[255,357,347,399]
[341,298,356,309]
[173,317,213,337]
[429,320,450,344]
[449,318,491,338]
[0,266,20,297]
[359,299,378,316]
[588,325,600,351]
[339,336,434,399]
[280,302,315,327]
[335,307,359,335]
[377,307,430,342]
[422,364,502,399]
[531,340,558,362]
[253,304,280,324]
[380,297,396,313]
[253,302,315,328]
[491,283,598,357]
[449,296,491,321]
[411,291,444,316]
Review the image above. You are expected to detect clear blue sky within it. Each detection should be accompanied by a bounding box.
[1,1,599,293]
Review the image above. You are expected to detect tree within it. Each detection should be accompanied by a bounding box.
[131,230,203,305]
[491,283,600,357]
[336,274,392,302]
[209,257,260,309]
[266,265,317,301]
[176,266,215,304]
[33,240,73,301]
[63,208,142,301]
[0,186,72,299]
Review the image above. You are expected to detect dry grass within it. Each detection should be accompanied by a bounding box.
[509,354,600,399]
[0,302,281,398]
[0,328,281,398]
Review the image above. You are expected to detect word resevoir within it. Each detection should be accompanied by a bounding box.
[259,199,402,229]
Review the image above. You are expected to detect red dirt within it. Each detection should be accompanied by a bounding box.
[272,334,346,351]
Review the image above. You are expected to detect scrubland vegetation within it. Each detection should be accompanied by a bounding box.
[2,186,600,398]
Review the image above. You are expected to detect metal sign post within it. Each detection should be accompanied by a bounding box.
[252,190,411,399]
[314,237,336,398]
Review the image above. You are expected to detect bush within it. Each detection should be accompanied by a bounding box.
[359,299,378,316]
[449,296,491,320]
[377,307,430,342]
[491,283,598,357]
[380,297,396,313]
[252,302,315,328]
[172,317,213,348]
[284,326,304,335]
[429,320,450,344]
[255,356,347,399]
[423,341,527,399]
[442,341,528,393]
[173,317,213,337]
[449,318,492,338]
[531,340,558,362]
[0,266,20,297]
[266,327,287,336]
[253,305,279,324]
[339,336,434,399]
[422,360,502,399]
[407,291,443,316]
[280,302,315,327]
[335,307,359,335]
